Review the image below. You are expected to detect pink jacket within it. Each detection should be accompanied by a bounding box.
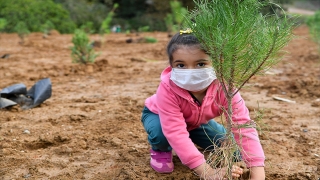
[145,66,265,169]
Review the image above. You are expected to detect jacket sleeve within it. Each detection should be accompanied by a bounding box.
[222,91,265,168]
[156,82,206,169]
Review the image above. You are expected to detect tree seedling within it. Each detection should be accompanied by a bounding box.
[41,20,55,38]
[13,21,30,44]
[100,3,119,35]
[99,3,119,47]
[70,29,99,64]
[185,0,294,178]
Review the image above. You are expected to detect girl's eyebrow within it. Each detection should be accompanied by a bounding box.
[172,60,184,63]
[172,59,210,64]
[197,59,210,62]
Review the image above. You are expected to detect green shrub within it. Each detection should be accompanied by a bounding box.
[170,1,187,27]
[127,15,167,32]
[164,13,174,33]
[0,18,7,31]
[55,0,113,33]
[138,26,150,32]
[164,1,188,33]
[70,29,99,64]
[306,11,320,48]
[0,0,76,33]
[144,37,157,43]
[13,21,30,44]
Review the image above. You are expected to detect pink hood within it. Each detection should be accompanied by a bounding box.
[145,66,265,169]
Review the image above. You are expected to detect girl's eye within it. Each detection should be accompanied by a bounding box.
[176,64,185,68]
[197,63,206,67]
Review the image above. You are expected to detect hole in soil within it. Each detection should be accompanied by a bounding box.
[25,141,54,150]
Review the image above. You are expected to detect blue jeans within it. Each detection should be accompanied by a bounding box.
[141,106,228,152]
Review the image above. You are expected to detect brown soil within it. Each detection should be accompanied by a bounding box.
[0,25,319,180]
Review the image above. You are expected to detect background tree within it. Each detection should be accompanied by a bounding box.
[0,0,76,33]
[166,1,188,33]
[112,0,165,31]
[0,0,318,33]
[54,0,113,33]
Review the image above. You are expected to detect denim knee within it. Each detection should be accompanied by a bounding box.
[141,106,172,152]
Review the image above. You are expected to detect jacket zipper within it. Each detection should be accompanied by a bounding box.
[197,97,205,126]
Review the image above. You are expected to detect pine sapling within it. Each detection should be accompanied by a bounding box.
[13,21,30,44]
[41,20,55,38]
[70,29,99,64]
[306,11,320,52]
[99,3,119,47]
[100,3,119,35]
[185,0,294,179]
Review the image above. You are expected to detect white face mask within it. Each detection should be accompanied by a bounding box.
[170,67,217,92]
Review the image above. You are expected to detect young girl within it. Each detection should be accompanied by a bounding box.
[141,32,265,179]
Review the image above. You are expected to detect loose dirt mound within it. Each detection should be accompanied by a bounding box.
[0,25,319,179]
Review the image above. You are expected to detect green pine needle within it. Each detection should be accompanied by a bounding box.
[185,0,295,96]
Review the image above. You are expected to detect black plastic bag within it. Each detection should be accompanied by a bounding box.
[0,78,52,109]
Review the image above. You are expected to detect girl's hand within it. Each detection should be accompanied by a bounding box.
[193,162,243,180]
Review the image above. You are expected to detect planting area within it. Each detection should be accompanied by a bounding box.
[0,25,319,179]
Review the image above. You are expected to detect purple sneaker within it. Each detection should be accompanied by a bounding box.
[150,149,174,173]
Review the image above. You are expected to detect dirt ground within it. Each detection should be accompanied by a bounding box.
[0,25,319,180]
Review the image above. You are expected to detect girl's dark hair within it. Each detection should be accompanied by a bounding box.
[166,33,204,64]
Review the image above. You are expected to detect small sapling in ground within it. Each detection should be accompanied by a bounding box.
[70,29,99,65]
[13,21,30,44]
